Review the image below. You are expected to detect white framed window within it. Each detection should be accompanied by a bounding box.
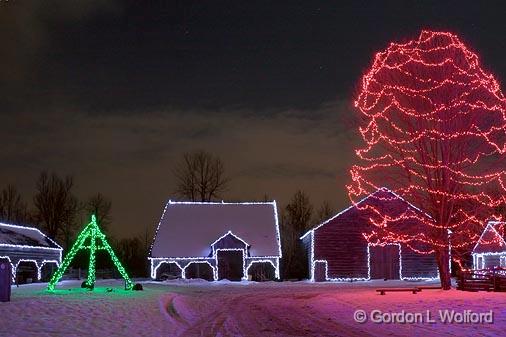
[476,255,484,270]
[500,256,506,268]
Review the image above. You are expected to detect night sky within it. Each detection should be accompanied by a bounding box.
[2,0,506,239]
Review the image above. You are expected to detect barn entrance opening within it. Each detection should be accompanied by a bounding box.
[247,262,275,281]
[217,250,243,281]
[156,262,182,280]
[40,262,58,282]
[16,261,38,284]
[185,262,214,281]
[369,245,400,280]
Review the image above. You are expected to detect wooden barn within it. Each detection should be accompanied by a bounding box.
[149,201,281,281]
[472,221,506,269]
[300,188,439,282]
[0,222,62,284]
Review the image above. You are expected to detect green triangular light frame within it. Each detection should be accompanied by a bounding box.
[47,214,133,291]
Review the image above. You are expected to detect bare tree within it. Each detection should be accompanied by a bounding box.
[285,190,313,235]
[281,190,313,279]
[261,193,271,202]
[0,185,30,224]
[33,172,79,248]
[115,236,146,277]
[174,150,229,201]
[313,200,334,225]
[85,193,112,233]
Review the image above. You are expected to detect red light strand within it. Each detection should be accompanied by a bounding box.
[348,30,506,267]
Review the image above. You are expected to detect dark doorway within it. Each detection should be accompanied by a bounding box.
[217,250,243,281]
[314,261,326,282]
[40,262,58,282]
[156,262,182,280]
[16,261,38,284]
[370,245,400,280]
[247,262,275,281]
[184,262,214,281]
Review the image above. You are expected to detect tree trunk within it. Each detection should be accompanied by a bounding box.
[435,246,451,290]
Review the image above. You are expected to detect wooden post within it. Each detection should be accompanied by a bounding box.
[493,269,497,292]
[0,261,11,302]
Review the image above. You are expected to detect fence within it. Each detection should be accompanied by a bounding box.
[457,267,506,292]
[62,268,121,280]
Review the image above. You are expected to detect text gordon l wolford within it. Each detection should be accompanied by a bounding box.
[353,309,494,324]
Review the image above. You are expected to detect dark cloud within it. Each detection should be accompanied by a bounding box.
[2,0,506,238]
[0,104,356,236]
[5,1,504,115]
[241,164,337,180]
[1,1,119,72]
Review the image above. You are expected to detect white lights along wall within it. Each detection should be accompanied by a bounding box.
[149,200,282,281]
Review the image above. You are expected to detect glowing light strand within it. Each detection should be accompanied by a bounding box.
[349,30,506,270]
[472,221,506,269]
[303,188,440,281]
[149,200,282,281]
[0,222,62,250]
[307,231,438,281]
[150,236,280,281]
[47,215,133,291]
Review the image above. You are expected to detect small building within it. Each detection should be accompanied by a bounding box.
[300,188,439,282]
[149,201,281,281]
[0,222,62,283]
[472,221,506,269]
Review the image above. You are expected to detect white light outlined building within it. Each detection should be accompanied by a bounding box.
[0,222,62,283]
[149,201,281,281]
[300,188,439,282]
[472,221,506,270]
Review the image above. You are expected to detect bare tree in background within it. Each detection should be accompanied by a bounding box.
[261,193,271,202]
[0,185,29,224]
[115,236,146,277]
[174,150,229,201]
[281,190,313,279]
[313,200,334,225]
[33,172,79,249]
[85,193,112,233]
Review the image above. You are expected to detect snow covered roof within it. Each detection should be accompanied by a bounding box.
[150,201,281,258]
[0,223,62,250]
[300,187,430,240]
[472,221,506,254]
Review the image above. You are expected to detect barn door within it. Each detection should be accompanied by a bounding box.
[314,261,326,282]
[217,250,244,281]
[369,245,400,280]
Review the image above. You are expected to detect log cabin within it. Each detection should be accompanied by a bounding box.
[0,222,62,283]
[472,221,506,270]
[300,188,439,282]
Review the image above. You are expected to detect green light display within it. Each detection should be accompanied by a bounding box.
[47,214,133,291]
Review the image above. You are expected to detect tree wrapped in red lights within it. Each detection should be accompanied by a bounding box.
[349,30,506,289]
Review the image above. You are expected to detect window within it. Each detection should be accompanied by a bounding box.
[476,255,484,270]
[500,256,506,268]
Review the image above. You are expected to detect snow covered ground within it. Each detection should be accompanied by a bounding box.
[0,279,504,336]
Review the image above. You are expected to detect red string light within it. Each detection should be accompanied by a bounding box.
[348,30,506,269]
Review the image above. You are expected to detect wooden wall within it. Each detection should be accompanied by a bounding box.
[212,233,248,256]
[483,255,504,269]
[400,244,438,278]
[0,247,60,267]
[313,207,369,280]
[307,192,439,281]
[301,234,312,278]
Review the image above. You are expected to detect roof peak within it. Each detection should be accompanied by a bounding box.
[300,187,429,240]
[168,200,276,206]
[473,221,506,254]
